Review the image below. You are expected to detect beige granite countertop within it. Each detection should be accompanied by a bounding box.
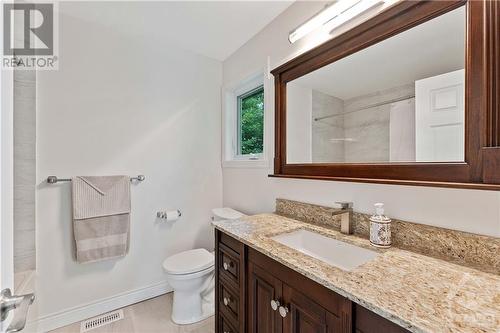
[213,214,500,333]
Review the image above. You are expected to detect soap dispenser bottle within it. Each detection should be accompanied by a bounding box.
[369,203,392,248]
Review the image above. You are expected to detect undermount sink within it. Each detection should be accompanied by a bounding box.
[271,229,378,271]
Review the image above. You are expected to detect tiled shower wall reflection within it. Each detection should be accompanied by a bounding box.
[312,90,345,162]
[14,69,36,272]
[312,84,415,163]
[343,84,414,162]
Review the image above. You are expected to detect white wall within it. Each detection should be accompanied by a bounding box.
[35,2,222,328]
[222,1,500,237]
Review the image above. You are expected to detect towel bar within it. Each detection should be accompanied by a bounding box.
[47,175,145,184]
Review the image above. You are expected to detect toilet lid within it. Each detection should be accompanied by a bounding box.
[163,248,214,275]
[212,207,245,220]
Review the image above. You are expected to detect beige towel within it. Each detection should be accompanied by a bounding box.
[72,176,131,263]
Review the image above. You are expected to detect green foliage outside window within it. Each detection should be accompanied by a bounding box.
[239,87,264,155]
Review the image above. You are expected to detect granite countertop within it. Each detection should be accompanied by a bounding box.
[213,213,500,333]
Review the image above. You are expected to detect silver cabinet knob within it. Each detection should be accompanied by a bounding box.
[223,261,234,271]
[223,296,231,306]
[270,299,280,311]
[278,305,289,318]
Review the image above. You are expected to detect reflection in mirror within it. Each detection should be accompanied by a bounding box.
[286,7,465,164]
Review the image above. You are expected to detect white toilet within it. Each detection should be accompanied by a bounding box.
[162,207,245,325]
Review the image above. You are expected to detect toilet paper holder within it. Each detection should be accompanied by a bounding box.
[157,209,182,220]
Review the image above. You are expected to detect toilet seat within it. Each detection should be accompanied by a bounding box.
[163,248,214,275]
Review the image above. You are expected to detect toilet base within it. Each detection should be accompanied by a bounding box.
[163,249,216,325]
[171,289,214,325]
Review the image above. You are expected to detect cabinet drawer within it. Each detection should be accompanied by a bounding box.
[218,243,240,286]
[216,230,246,333]
[218,312,238,333]
[218,280,240,325]
[219,232,244,256]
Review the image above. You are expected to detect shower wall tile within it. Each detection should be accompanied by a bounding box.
[14,229,35,254]
[14,69,36,272]
[14,157,36,187]
[343,105,390,162]
[14,250,37,273]
[310,84,415,163]
[13,69,36,83]
[14,206,36,232]
[14,80,36,101]
[14,185,35,231]
[311,90,345,162]
[13,102,36,143]
[343,84,414,162]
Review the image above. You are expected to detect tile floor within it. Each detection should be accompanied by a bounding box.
[50,293,215,333]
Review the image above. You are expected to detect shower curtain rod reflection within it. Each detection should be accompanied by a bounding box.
[313,94,415,121]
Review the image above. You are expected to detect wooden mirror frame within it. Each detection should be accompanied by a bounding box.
[270,0,500,190]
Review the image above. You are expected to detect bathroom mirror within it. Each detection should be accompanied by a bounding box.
[286,7,465,164]
[271,0,500,189]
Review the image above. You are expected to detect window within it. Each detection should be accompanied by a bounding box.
[237,86,264,157]
[222,71,269,168]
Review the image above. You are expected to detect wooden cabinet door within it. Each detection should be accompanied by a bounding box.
[248,261,283,333]
[282,283,343,333]
[354,304,410,333]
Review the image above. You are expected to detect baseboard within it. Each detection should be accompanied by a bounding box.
[26,281,171,332]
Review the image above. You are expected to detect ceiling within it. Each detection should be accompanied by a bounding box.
[293,6,465,100]
[62,1,293,61]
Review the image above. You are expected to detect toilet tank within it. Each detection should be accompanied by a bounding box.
[211,207,245,222]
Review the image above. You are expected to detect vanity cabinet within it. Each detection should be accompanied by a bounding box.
[248,262,341,333]
[282,284,342,333]
[216,231,246,333]
[215,230,409,333]
[248,262,343,333]
[248,261,282,333]
[247,246,351,333]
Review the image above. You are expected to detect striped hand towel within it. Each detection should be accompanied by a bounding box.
[72,176,131,263]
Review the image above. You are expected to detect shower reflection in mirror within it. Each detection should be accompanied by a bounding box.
[286,7,465,164]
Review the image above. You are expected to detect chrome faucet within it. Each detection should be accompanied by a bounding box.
[333,202,353,234]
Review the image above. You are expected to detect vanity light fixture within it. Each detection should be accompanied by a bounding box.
[288,0,384,44]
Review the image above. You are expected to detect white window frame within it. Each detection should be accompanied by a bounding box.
[222,70,271,168]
